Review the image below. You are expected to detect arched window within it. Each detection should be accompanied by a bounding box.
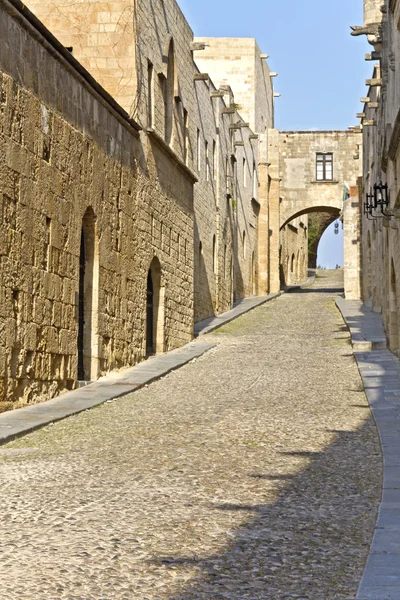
[213,235,217,273]
[165,41,176,145]
[224,244,227,279]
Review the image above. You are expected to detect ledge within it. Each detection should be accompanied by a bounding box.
[146,128,199,183]
[310,180,340,184]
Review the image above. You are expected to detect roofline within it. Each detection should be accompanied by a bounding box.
[280,130,361,134]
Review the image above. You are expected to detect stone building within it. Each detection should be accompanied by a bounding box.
[0,0,288,410]
[277,130,362,287]
[0,0,363,411]
[354,0,400,353]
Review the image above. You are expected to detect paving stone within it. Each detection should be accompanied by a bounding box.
[0,270,381,600]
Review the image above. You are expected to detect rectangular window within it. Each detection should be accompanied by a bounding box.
[183,109,188,165]
[147,60,153,127]
[252,161,257,199]
[316,153,333,181]
[212,140,216,180]
[197,128,201,171]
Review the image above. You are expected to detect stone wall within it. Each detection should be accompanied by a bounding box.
[364,0,383,26]
[280,218,309,286]
[277,130,362,292]
[0,0,194,409]
[358,0,400,353]
[279,131,362,227]
[26,0,264,325]
[193,37,274,134]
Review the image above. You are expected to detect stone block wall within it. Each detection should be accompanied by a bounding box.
[364,0,383,25]
[193,37,274,135]
[26,0,264,326]
[0,0,194,409]
[279,131,362,228]
[280,218,309,286]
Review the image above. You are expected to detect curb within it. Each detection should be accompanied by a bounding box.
[336,296,400,600]
[0,340,215,446]
[194,292,283,337]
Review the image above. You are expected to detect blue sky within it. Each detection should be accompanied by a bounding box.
[177,0,370,265]
[178,0,371,130]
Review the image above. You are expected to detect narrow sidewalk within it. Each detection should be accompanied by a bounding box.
[337,297,400,600]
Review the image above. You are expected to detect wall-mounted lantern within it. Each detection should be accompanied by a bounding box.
[364,182,392,219]
[373,180,391,216]
[364,190,377,220]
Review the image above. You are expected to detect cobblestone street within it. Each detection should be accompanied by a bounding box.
[0,270,382,600]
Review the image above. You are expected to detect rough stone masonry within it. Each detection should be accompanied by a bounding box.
[0,0,362,409]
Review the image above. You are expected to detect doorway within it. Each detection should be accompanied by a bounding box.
[77,208,99,381]
[145,257,164,356]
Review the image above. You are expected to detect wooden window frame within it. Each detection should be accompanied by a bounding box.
[316,153,333,181]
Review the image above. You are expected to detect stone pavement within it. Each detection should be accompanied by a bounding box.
[337,297,400,600]
[0,270,315,446]
[0,270,381,599]
[0,341,216,446]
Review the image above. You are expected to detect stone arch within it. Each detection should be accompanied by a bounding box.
[78,207,99,382]
[389,259,399,354]
[146,256,165,356]
[280,205,341,230]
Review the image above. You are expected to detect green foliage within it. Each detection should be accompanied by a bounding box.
[308,219,320,256]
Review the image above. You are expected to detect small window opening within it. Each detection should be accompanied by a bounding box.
[316,153,333,181]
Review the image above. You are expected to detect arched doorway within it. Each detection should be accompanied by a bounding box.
[146,257,164,356]
[389,260,399,354]
[251,251,256,295]
[78,207,99,382]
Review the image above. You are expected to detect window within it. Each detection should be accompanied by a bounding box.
[147,60,154,127]
[212,140,216,180]
[316,153,333,181]
[243,157,247,187]
[213,235,217,273]
[183,109,188,165]
[197,128,201,171]
[205,141,209,181]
